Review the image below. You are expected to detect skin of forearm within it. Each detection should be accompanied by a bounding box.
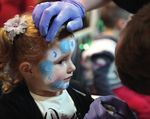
[80,0,112,11]
[48,0,111,11]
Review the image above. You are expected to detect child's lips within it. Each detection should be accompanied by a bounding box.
[64,76,71,82]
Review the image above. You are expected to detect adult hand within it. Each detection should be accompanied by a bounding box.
[84,95,137,119]
[32,0,85,41]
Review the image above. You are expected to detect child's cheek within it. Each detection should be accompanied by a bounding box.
[39,60,54,80]
[54,62,67,79]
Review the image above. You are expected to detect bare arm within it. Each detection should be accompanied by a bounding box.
[80,0,112,11]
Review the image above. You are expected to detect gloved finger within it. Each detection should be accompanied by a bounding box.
[84,105,97,119]
[100,95,126,110]
[83,113,89,119]
[84,98,101,119]
[46,8,71,41]
[90,98,105,114]
[39,3,61,36]
[101,96,134,118]
[93,98,117,119]
[32,2,51,27]
[86,98,116,119]
[67,18,83,31]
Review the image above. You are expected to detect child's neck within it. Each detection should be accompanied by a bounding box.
[25,80,63,97]
[28,84,63,97]
[30,89,63,97]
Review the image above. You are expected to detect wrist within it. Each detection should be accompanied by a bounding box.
[61,0,86,17]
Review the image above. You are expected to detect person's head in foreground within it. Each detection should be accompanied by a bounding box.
[115,3,150,95]
[0,14,76,96]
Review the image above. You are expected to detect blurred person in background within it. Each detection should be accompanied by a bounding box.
[114,3,150,119]
[82,38,117,95]
[97,2,130,39]
[82,2,150,119]
[84,3,150,119]
[81,2,128,95]
[0,0,37,27]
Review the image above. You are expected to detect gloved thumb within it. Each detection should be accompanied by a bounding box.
[67,18,83,31]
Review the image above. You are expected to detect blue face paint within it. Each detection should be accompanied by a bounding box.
[59,39,76,53]
[50,80,69,90]
[69,39,76,52]
[39,60,53,79]
[47,49,61,62]
[53,51,57,58]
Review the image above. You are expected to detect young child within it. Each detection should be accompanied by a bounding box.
[0,14,93,119]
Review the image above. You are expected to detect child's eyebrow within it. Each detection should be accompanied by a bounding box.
[53,54,69,63]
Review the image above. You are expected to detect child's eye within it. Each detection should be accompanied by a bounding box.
[57,58,67,64]
[56,56,68,64]
[58,60,64,64]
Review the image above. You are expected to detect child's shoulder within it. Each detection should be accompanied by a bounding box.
[0,93,17,118]
[0,83,41,119]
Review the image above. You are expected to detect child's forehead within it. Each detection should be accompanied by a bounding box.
[46,38,76,54]
[50,37,76,49]
[43,38,76,62]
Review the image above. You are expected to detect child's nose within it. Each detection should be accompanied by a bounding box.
[67,61,76,74]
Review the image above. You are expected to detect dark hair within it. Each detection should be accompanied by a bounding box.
[115,3,150,95]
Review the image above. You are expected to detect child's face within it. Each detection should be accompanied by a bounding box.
[32,38,76,92]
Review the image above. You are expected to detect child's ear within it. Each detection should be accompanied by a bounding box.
[19,62,32,74]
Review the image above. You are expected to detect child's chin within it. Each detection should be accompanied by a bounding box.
[57,84,70,90]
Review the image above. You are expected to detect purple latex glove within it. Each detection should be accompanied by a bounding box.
[84,96,137,119]
[32,0,85,41]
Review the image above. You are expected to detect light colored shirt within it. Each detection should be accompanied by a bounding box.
[30,90,77,119]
